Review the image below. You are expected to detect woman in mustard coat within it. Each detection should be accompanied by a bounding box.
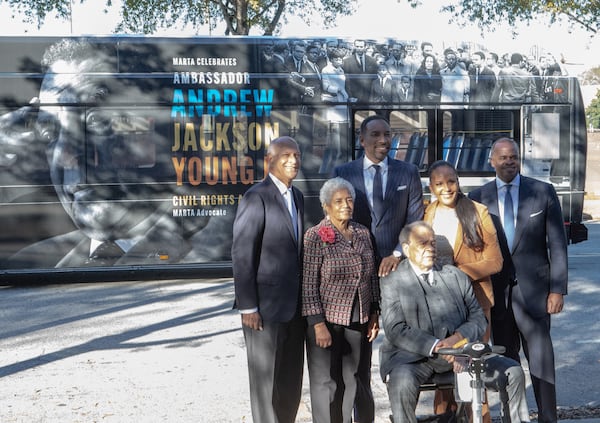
[424,160,503,423]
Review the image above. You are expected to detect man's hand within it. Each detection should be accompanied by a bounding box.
[241,312,263,331]
[313,322,332,348]
[378,254,401,277]
[434,333,465,364]
[547,292,564,314]
[366,313,380,342]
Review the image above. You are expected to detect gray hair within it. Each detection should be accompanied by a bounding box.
[319,177,355,207]
[399,221,433,245]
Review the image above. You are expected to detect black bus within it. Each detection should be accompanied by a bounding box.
[0,36,588,283]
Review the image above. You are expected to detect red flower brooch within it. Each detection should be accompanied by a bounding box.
[318,225,336,245]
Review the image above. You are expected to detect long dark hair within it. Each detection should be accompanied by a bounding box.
[428,160,484,252]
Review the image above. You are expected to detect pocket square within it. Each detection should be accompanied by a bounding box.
[396,185,407,191]
[530,210,543,217]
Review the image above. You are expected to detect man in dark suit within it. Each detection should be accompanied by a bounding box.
[334,114,424,275]
[232,136,305,423]
[469,51,497,103]
[342,39,378,103]
[333,114,424,423]
[469,138,568,423]
[380,221,529,423]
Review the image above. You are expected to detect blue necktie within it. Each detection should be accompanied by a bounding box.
[288,189,299,240]
[504,184,515,250]
[372,164,384,219]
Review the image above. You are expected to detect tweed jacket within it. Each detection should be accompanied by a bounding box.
[424,199,502,310]
[379,259,487,381]
[302,219,379,327]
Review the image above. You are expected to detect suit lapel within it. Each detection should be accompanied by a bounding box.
[513,178,534,252]
[374,160,400,225]
[292,186,303,250]
[56,237,91,267]
[265,178,297,244]
[482,182,500,217]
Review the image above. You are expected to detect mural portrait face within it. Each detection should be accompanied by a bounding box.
[37,43,166,242]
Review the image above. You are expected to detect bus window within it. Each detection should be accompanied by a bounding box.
[441,109,515,172]
[352,109,429,170]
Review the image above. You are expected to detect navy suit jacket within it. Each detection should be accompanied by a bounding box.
[379,260,487,381]
[469,175,568,317]
[333,158,424,259]
[231,176,304,323]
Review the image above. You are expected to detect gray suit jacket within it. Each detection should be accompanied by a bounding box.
[333,158,423,259]
[231,176,304,323]
[379,260,487,381]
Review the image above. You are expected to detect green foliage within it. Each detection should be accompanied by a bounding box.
[586,89,600,129]
[1,0,357,35]
[405,0,600,36]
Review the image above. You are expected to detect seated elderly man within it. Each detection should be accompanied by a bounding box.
[379,221,530,423]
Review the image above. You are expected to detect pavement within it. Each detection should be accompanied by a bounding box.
[1,275,599,423]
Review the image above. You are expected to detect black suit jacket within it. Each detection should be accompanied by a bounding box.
[232,176,304,323]
[342,54,378,102]
[468,66,497,102]
[333,158,423,259]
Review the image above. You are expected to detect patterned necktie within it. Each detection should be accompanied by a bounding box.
[372,164,384,219]
[504,184,515,250]
[85,241,124,266]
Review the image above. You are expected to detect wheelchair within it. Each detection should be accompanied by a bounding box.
[389,341,507,423]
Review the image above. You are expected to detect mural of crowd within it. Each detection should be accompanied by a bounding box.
[257,38,569,106]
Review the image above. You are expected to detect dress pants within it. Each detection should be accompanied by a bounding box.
[354,336,375,422]
[387,355,529,423]
[493,287,557,423]
[307,321,366,423]
[242,314,305,423]
[387,358,453,423]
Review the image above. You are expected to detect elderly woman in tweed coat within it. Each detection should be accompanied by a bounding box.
[302,177,380,423]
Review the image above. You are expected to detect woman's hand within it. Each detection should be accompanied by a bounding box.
[314,322,332,348]
[367,313,380,342]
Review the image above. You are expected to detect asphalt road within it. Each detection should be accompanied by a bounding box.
[0,222,599,422]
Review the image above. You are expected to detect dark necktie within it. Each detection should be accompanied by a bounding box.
[421,273,429,285]
[85,241,125,266]
[504,184,515,250]
[372,164,384,219]
[287,189,299,240]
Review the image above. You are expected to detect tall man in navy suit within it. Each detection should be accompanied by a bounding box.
[333,114,424,422]
[232,136,305,423]
[469,138,568,423]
